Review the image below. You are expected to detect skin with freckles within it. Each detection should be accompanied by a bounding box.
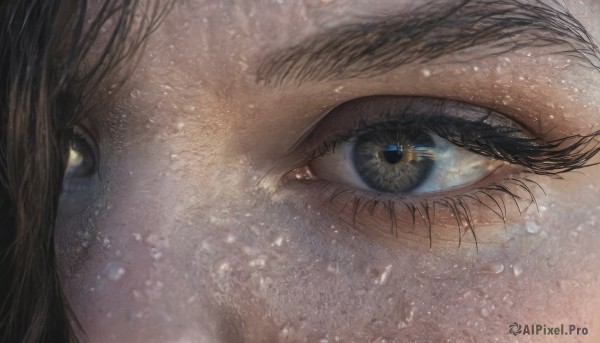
[56,0,600,342]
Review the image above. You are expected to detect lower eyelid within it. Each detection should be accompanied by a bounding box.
[284,165,539,246]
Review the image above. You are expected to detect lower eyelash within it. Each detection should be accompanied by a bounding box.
[314,175,545,250]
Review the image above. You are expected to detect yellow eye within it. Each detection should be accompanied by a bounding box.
[65,132,97,179]
[67,146,84,171]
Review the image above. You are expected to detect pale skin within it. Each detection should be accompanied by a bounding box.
[56,0,600,342]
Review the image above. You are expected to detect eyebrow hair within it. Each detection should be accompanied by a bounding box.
[256,0,600,86]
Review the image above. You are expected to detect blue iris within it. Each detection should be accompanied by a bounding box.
[353,130,435,193]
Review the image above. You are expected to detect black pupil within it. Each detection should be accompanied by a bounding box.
[382,144,404,164]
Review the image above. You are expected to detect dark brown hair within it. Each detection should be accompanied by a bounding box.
[0,1,171,341]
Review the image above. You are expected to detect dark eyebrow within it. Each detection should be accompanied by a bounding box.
[257,0,600,86]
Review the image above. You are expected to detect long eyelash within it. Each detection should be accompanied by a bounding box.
[312,117,600,176]
[436,122,600,176]
[308,106,600,247]
[320,177,543,249]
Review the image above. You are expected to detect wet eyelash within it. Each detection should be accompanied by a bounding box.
[312,115,600,176]
[309,115,600,249]
[319,177,542,250]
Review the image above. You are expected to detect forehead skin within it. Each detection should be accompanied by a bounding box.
[58,0,600,342]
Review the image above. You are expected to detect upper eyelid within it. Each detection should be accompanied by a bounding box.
[302,96,600,175]
[301,97,522,155]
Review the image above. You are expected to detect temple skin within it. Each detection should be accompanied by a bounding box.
[56,0,600,342]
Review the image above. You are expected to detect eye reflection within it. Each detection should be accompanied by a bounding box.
[65,132,97,180]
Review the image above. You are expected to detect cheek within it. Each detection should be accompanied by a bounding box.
[56,117,600,342]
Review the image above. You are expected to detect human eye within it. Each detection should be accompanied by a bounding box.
[61,126,101,206]
[284,96,600,246]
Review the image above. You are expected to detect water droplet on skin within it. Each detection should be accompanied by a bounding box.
[526,221,541,234]
[285,166,315,180]
[375,265,393,285]
[397,304,414,329]
[480,263,505,274]
[272,237,283,247]
[502,294,514,307]
[249,257,266,269]
[182,105,196,113]
[107,265,126,281]
[225,234,236,243]
[327,264,339,274]
[512,264,523,277]
[151,248,163,260]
